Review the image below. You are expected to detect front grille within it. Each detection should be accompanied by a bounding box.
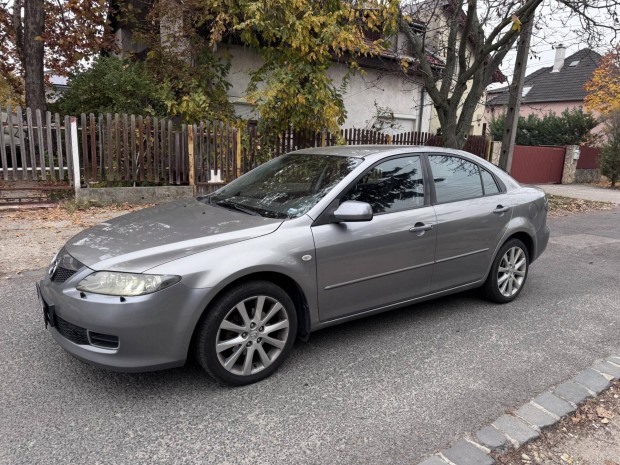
[51,267,77,283]
[54,315,89,345]
[88,331,119,349]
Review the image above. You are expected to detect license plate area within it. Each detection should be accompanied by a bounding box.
[36,283,55,328]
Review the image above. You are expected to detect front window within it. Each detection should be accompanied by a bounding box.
[207,154,361,218]
[342,156,425,214]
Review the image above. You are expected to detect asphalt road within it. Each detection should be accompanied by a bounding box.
[1,209,619,465]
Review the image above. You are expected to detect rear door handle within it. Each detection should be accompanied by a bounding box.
[493,205,510,214]
[409,222,433,234]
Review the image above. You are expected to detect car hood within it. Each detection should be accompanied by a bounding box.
[65,199,283,273]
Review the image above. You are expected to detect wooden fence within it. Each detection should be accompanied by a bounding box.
[1,105,490,187]
[261,126,489,159]
[1,106,238,185]
[1,106,74,182]
[77,114,238,185]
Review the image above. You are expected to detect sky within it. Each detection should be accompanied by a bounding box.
[489,4,617,89]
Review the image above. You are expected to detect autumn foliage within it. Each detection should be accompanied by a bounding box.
[188,0,401,135]
[0,0,115,101]
[584,45,620,115]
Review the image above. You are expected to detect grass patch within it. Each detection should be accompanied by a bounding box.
[58,198,156,216]
[59,198,102,214]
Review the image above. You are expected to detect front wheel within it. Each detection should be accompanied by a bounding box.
[195,280,297,386]
[482,239,529,303]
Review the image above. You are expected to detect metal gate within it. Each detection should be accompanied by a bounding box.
[510,146,565,184]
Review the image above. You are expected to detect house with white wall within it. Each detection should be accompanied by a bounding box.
[222,36,441,134]
[112,3,443,135]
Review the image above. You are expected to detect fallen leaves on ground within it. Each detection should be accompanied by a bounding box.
[495,381,620,464]
[590,180,619,190]
[0,202,155,277]
[0,202,152,230]
[547,194,613,217]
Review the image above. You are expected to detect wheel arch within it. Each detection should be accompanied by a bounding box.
[482,226,536,283]
[505,231,535,262]
[189,271,311,355]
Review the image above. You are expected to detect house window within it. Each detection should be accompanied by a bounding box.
[377,115,416,134]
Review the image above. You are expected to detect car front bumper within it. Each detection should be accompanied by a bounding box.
[38,267,211,372]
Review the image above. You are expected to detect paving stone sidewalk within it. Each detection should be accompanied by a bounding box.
[537,184,620,205]
[418,356,620,465]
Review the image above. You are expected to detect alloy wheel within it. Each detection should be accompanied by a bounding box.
[497,246,527,298]
[215,295,290,376]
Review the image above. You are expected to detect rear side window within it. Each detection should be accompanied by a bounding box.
[480,168,500,195]
[428,155,483,203]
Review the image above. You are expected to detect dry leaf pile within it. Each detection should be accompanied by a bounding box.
[547,195,613,218]
[0,203,152,276]
[496,382,620,465]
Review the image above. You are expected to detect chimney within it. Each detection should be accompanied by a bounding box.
[551,44,566,73]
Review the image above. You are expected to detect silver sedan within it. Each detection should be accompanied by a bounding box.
[38,146,549,385]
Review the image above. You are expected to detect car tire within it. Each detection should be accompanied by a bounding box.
[482,238,530,304]
[195,280,297,386]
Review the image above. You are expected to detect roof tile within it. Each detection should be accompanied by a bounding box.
[487,49,601,106]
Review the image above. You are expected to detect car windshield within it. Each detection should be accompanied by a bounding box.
[205,153,362,218]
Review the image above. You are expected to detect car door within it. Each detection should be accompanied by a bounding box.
[311,155,437,322]
[427,154,512,292]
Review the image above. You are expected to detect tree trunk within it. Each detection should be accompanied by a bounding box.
[435,106,464,149]
[442,126,463,149]
[23,0,46,111]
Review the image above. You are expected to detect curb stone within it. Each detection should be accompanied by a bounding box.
[418,456,448,465]
[415,354,620,465]
[593,360,620,379]
[514,402,557,429]
[532,392,575,418]
[475,426,509,452]
[492,415,539,447]
[572,368,611,394]
[441,440,494,465]
[553,380,593,405]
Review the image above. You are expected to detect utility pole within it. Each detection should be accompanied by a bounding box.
[498,18,533,172]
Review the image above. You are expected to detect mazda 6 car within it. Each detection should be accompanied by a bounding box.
[37,146,549,385]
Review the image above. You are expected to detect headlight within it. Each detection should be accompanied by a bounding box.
[76,272,181,296]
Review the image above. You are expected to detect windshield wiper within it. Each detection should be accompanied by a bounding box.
[215,200,261,216]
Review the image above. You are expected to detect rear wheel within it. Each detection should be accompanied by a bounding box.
[482,238,529,303]
[195,280,297,386]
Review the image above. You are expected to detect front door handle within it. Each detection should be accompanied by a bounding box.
[493,205,510,214]
[409,222,433,234]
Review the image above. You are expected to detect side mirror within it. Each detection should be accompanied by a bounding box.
[333,201,373,222]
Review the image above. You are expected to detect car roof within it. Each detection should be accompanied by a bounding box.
[291,144,520,190]
[292,145,474,160]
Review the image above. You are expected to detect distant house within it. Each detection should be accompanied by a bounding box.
[45,73,69,102]
[485,47,602,123]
